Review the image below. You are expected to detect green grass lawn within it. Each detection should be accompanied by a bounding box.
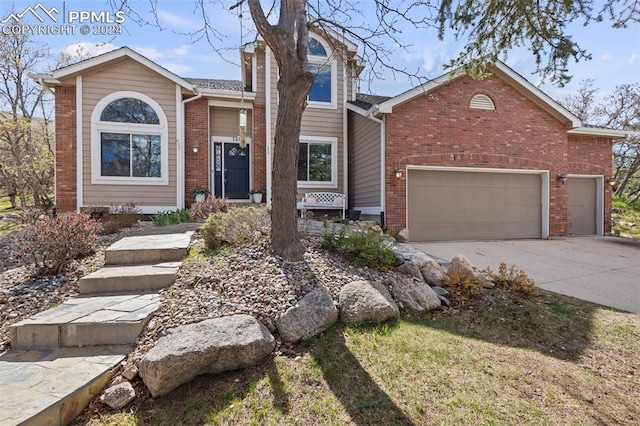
[91,289,639,426]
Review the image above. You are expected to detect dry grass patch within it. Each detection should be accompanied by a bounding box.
[84,289,639,426]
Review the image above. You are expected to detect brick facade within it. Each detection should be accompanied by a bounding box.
[184,98,209,208]
[252,104,267,192]
[54,86,77,212]
[383,75,613,236]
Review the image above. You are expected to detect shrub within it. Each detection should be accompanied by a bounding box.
[15,213,101,275]
[101,202,141,234]
[17,207,48,225]
[322,222,395,269]
[152,208,191,226]
[485,262,541,297]
[441,269,487,306]
[189,196,229,220]
[201,206,269,250]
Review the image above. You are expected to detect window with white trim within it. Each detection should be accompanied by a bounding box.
[297,136,337,187]
[91,92,169,185]
[307,36,337,108]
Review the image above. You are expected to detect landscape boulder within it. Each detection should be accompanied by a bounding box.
[275,287,338,343]
[101,381,136,410]
[420,260,447,287]
[397,260,424,282]
[339,280,399,325]
[447,255,494,288]
[139,314,275,397]
[394,243,435,267]
[387,275,441,312]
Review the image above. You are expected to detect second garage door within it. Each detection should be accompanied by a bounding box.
[407,169,543,241]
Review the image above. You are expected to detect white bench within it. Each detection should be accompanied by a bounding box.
[299,192,346,220]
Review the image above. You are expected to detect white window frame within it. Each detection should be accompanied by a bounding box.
[90,91,169,185]
[307,35,338,110]
[297,135,338,188]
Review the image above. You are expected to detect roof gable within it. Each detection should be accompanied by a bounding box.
[376,61,581,129]
[39,47,196,92]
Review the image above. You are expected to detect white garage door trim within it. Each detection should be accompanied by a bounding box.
[568,174,604,236]
[405,165,550,239]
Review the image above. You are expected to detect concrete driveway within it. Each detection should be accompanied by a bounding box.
[412,237,640,313]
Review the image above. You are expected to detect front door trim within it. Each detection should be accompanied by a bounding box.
[211,136,252,200]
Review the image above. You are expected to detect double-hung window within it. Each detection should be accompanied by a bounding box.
[307,36,337,109]
[297,136,337,187]
[91,92,168,185]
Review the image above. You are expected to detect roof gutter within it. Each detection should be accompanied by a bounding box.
[568,127,628,139]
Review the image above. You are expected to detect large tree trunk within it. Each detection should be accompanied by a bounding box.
[248,0,314,260]
[270,70,313,260]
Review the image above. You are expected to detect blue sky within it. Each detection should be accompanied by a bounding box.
[3,0,639,102]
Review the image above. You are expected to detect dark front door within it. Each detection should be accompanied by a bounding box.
[223,143,249,199]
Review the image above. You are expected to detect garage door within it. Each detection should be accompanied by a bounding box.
[407,170,542,241]
[568,177,597,235]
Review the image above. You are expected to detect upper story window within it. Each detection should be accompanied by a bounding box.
[469,94,495,110]
[307,35,337,109]
[91,91,169,185]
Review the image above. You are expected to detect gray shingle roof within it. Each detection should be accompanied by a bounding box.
[184,78,244,91]
[349,93,393,110]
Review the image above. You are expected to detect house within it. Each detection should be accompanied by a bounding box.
[32,34,625,242]
[348,63,626,240]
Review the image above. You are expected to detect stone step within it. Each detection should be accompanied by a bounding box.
[0,345,130,426]
[104,226,194,265]
[79,262,180,295]
[9,294,161,350]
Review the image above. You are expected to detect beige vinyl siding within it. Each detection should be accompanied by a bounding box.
[210,107,252,138]
[254,48,266,104]
[82,60,177,207]
[268,46,346,200]
[350,112,381,207]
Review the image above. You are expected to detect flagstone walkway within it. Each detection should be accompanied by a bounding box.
[0,223,198,426]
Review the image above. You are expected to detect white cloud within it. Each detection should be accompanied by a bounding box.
[61,42,119,58]
[159,62,192,76]
[600,53,611,61]
[170,44,191,56]
[629,53,639,64]
[157,9,200,30]
[132,47,164,60]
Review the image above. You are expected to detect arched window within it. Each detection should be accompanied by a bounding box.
[307,34,337,108]
[91,92,168,185]
[470,94,495,110]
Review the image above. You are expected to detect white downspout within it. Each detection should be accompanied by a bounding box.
[266,46,272,206]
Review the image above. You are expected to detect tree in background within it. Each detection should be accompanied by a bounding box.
[562,80,640,203]
[112,0,638,259]
[0,32,55,209]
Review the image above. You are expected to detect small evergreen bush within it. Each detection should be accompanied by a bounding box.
[16,213,101,275]
[189,196,229,220]
[201,206,269,250]
[485,262,541,297]
[322,222,395,269]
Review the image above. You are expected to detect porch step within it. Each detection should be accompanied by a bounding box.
[104,223,195,265]
[9,294,161,350]
[0,345,130,426]
[79,262,180,295]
